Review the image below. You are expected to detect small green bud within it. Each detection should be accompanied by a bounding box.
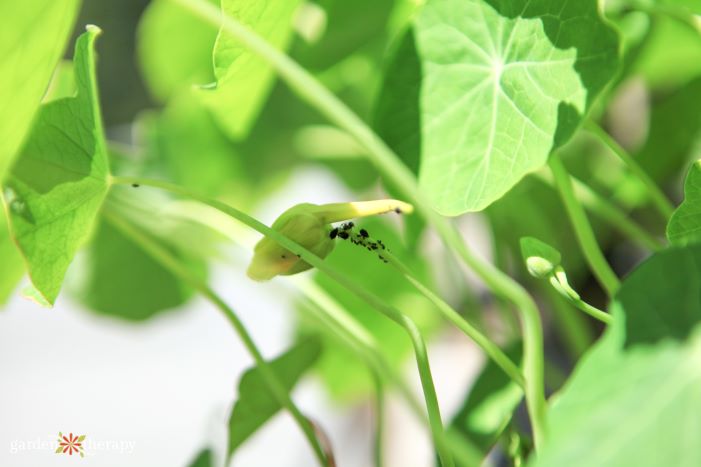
[519,237,562,279]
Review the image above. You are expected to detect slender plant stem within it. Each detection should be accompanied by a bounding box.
[549,156,621,297]
[541,285,592,359]
[586,121,675,220]
[102,208,329,466]
[376,247,525,388]
[546,276,613,325]
[111,176,454,467]
[371,370,385,467]
[535,171,664,251]
[169,0,547,448]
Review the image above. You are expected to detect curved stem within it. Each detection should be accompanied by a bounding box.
[102,208,329,466]
[377,248,524,388]
[586,121,675,220]
[546,275,613,325]
[534,171,664,251]
[111,176,454,467]
[549,156,621,297]
[168,0,548,448]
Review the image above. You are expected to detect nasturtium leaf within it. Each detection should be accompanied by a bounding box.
[199,0,303,140]
[667,161,701,246]
[187,448,215,467]
[532,244,701,467]
[228,336,322,457]
[79,216,198,321]
[448,343,523,464]
[137,0,218,102]
[0,213,25,305]
[2,27,110,305]
[378,0,619,214]
[43,61,77,104]
[0,0,81,182]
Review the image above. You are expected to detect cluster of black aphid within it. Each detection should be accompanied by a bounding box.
[329,222,389,263]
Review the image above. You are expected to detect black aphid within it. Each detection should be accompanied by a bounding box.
[342,221,354,230]
[329,228,338,239]
[359,228,369,238]
[394,207,402,214]
[338,231,349,240]
[131,183,140,188]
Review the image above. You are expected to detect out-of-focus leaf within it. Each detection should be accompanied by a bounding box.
[532,244,701,467]
[187,448,214,467]
[0,213,24,305]
[2,27,109,305]
[228,336,322,456]
[199,0,302,139]
[137,0,218,102]
[376,0,619,214]
[292,0,396,70]
[449,343,523,464]
[149,92,245,198]
[667,160,701,245]
[0,0,81,181]
[298,218,440,400]
[79,216,199,321]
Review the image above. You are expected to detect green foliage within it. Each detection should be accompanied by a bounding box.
[199,0,302,139]
[520,237,562,279]
[532,244,701,467]
[227,337,322,456]
[449,343,523,463]
[668,160,701,245]
[0,0,81,181]
[2,27,109,305]
[377,0,619,214]
[78,216,197,320]
[187,448,214,467]
[138,0,218,102]
[0,213,25,305]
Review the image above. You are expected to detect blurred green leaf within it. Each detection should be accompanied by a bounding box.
[228,336,322,456]
[298,218,440,400]
[187,448,214,467]
[0,213,24,305]
[200,0,302,139]
[448,343,523,464]
[137,0,218,102]
[667,160,701,245]
[79,216,199,320]
[43,61,76,103]
[377,0,619,214]
[0,0,81,181]
[532,244,701,467]
[2,27,109,305]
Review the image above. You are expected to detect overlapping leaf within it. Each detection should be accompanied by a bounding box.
[0,0,81,181]
[667,160,701,245]
[532,244,701,467]
[2,27,109,305]
[199,0,302,139]
[377,0,619,214]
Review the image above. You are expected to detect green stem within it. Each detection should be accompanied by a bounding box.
[102,208,329,466]
[377,248,524,388]
[534,171,664,251]
[548,156,621,297]
[371,370,385,467]
[169,0,546,448]
[111,176,454,467]
[586,121,675,220]
[547,275,613,325]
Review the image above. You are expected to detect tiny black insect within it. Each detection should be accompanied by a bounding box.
[131,183,140,188]
[338,231,349,240]
[394,207,402,214]
[359,228,369,238]
[342,221,354,230]
[329,228,338,239]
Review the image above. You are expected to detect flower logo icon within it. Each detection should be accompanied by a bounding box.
[55,432,86,457]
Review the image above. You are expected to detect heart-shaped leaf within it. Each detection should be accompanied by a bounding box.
[377,0,619,214]
[2,27,110,305]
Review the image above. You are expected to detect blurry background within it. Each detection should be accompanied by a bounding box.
[2,0,701,465]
